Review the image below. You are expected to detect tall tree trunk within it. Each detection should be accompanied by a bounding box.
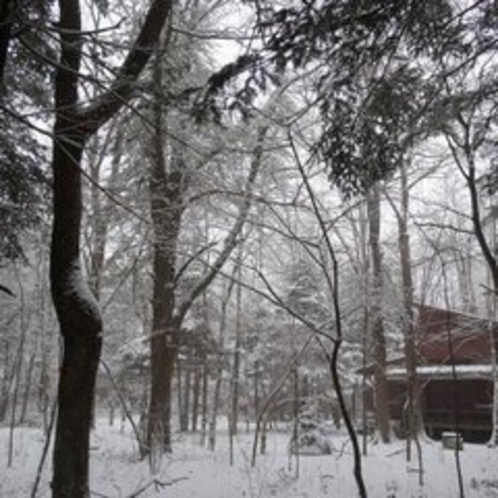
[200,352,209,443]
[182,364,192,432]
[291,365,300,476]
[39,338,52,432]
[146,50,183,451]
[34,246,52,432]
[367,184,391,444]
[147,163,182,452]
[176,358,184,431]
[50,2,172,495]
[0,341,13,421]
[8,272,28,467]
[253,359,260,422]
[50,4,102,496]
[19,350,36,424]
[230,252,243,440]
[191,349,201,432]
[50,127,103,498]
[397,162,421,459]
[209,277,236,451]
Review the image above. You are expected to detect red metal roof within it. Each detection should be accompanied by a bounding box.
[416,305,498,365]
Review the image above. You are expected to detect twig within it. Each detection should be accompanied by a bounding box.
[89,477,188,498]
[126,477,188,498]
[99,359,147,458]
[30,400,57,498]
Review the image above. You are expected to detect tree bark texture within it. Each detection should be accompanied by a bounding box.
[146,54,184,450]
[191,349,201,432]
[0,342,13,421]
[397,163,421,458]
[50,3,102,496]
[50,1,172,496]
[230,250,244,440]
[200,354,209,442]
[367,184,391,444]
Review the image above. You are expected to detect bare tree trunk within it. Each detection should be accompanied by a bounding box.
[34,248,52,432]
[8,292,27,467]
[361,303,369,456]
[0,341,14,422]
[392,162,422,458]
[148,321,177,454]
[50,2,172,495]
[230,250,243,441]
[358,202,370,456]
[146,39,185,453]
[192,350,201,432]
[229,245,244,465]
[200,353,209,444]
[253,360,260,423]
[146,100,183,452]
[260,418,267,455]
[291,365,300,476]
[19,350,36,424]
[183,365,192,432]
[176,358,184,432]
[367,184,391,444]
[38,341,51,433]
[208,373,223,451]
[209,277,236,450]
[49,5,103,491]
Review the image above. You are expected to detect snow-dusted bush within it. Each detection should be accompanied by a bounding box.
[289,405,334,455]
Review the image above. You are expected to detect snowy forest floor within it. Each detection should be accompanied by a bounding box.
[2,417,498,497]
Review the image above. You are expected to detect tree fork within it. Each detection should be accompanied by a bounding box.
[50,1,173,496]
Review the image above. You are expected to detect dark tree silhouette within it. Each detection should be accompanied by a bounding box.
[50,1,173,496]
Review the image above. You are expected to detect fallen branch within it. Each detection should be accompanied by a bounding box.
[127,477,189,498]
[90,477,188,498]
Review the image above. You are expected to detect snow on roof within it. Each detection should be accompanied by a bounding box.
[386,364,494,381]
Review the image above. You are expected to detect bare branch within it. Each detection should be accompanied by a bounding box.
[175,125,268,322]
[78,0,174,136]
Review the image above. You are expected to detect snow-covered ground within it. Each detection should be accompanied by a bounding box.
[2,419,498,497]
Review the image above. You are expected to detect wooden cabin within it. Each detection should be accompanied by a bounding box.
[375,305,498,442]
